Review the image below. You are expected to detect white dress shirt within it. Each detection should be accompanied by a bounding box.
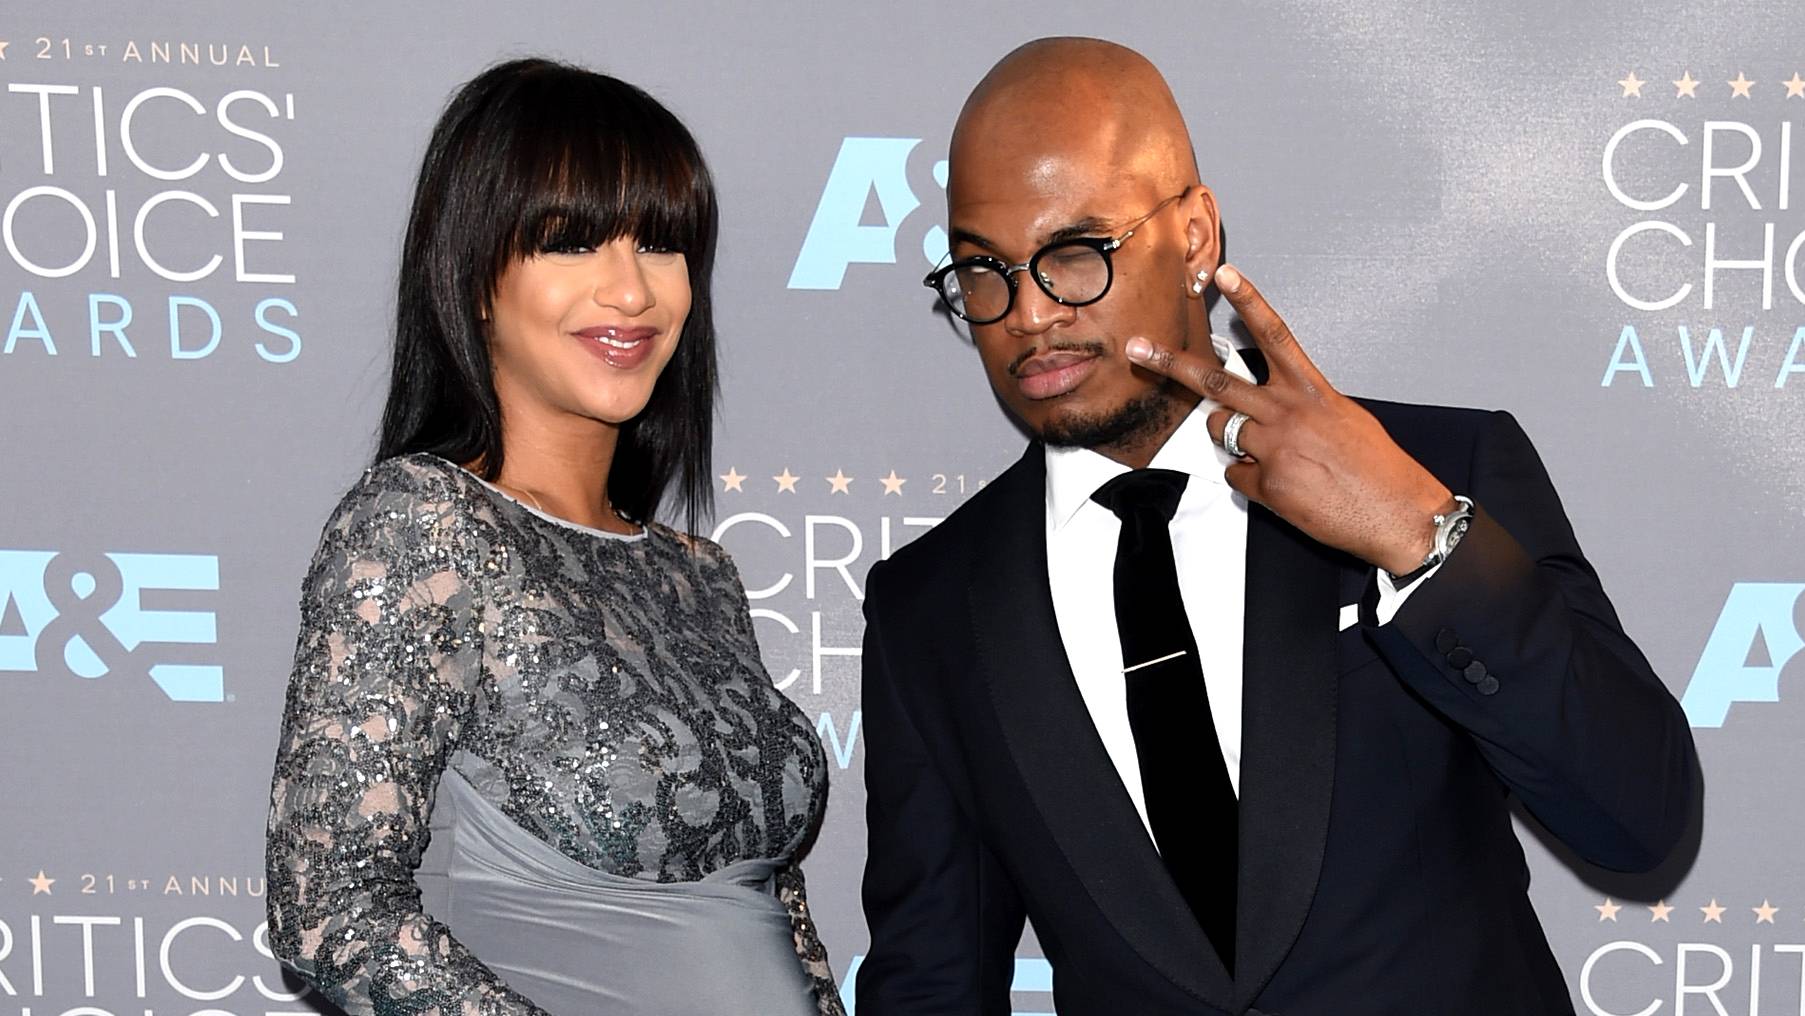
[1044,336,1435,842]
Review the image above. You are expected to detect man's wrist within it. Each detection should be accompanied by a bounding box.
[1382,493,1468,581]
[1376,491,1458,575]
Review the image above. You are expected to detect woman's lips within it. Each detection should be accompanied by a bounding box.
[1014,350,1100,400]
[573,325,657,370]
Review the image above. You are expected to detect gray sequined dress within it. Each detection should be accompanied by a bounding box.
[265,454,842,1015]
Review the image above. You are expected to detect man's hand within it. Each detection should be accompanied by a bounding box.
[1126,264,1455,575]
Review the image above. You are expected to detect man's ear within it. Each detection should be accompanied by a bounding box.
[1181,184,1222,293]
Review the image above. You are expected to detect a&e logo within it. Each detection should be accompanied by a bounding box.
[0,549,225,702]
[788,137,950,290]
[1680,582,1805,727]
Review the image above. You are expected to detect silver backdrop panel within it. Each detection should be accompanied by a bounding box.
[0,2,1800,1013]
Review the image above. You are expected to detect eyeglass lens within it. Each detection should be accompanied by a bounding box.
[946,242,1112,323]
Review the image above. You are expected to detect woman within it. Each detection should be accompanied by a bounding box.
[265,59,841,1015]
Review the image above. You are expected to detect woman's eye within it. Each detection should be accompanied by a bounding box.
[541,242,593,256]
[636,244,678,256]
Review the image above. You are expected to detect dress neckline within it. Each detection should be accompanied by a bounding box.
[420,454,650,544]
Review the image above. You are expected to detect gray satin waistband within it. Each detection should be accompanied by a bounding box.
[417,766,818,1015]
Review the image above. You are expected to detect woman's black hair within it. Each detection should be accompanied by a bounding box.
[377,57,718,532]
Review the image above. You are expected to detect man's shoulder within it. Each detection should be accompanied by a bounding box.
[1355,396,1501,433]
[1353,397,1550,496]
[872,449,1035,596]
[1354,397,1525,455]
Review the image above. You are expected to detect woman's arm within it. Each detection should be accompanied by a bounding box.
[265,466,549,1016]
[778,862,848,1016]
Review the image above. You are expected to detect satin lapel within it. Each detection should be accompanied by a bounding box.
[968,446,1233,1009]
[1233,503,1341,1009]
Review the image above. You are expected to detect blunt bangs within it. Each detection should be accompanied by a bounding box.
[496,71,716,272]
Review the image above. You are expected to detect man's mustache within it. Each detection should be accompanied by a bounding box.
[1006,340,1109,377]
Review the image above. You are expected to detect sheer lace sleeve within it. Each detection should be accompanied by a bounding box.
[776,862,848,1016]
[264,464,548,1016]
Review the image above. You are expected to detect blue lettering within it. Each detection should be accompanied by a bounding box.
[5,291,57,355]
[88,293,137,357]
[1601,325,1652,387]
[168,295,222,359]
[816,709,861,769]
[1678,325,1753,388]
[0,549,225,703]
[253,297,301,363]
[789,137,923,290]
[0,551,58,671]
[1776,325,1805,388]
[1681,582,1805,727]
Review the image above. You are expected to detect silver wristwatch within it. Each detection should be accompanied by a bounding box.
[1388,495,1474,585]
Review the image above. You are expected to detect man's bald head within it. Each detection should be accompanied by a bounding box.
[949,37,1199,204]
[941,38,1223,464]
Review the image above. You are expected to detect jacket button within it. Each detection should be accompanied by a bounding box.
[1463,661,1488,683]
[1476,675,1500,696]
[1435,628,1459,653]
[1447,646,1474,669]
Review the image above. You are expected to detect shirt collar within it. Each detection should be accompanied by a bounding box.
[1045,336,1253,532]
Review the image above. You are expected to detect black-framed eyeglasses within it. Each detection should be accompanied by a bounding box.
[923,192,1184,325]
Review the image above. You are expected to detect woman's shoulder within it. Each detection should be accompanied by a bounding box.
[351,451,468,496]
[332,453,484,511]
[647,522,739,576]
[296,454,496,604]
[316,453,491,547]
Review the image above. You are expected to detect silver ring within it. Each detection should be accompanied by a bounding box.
[1222,411,1252,459]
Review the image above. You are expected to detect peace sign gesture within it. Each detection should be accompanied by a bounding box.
[1125,265,1457,576]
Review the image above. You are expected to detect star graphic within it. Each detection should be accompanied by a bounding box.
[1754,900,1779,924]
[1700,899,1725,923]
[880,470,907,496]
[28,870,53,895]
[1729,72,1754,98]
[719,467,745,493]
[1785,73,1805,98]
[1595,898,1622,922]
[1618,71,1645,97]
[827,469,853,495]
[1673,72,1699,98]
[1649,900,1674,922]
[773,469,799,494]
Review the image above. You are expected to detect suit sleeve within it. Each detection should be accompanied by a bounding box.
[1366,410,1700,873]
[857,559,1026,1016]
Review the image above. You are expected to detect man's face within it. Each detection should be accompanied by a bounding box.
[947,148,1205,449]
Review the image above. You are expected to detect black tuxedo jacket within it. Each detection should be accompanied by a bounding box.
[856,396,1699,1016]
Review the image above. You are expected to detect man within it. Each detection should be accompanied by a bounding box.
[856,37,1698,1016]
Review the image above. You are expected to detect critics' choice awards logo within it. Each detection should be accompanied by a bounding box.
[2,76,302,364]
[0,907,311,1009]
[1600,70,1805,390]
[1680,581,1804,728]
[709,464,995,771]
[0,549,224,701]
[788,137,949,291]
[1577,896,1805,1015]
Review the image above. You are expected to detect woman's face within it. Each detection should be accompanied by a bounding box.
[486,236,691,429]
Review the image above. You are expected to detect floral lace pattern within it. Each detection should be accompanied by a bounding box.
[266,454,838,1015]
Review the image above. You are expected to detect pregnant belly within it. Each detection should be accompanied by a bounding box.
[417,768,818,1015]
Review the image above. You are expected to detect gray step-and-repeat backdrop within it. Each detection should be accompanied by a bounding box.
[3,2,1801,1013]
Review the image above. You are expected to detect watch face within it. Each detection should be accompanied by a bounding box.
[1435,513,1472,560]
[1447,516,1472,549]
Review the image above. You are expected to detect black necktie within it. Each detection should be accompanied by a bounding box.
[1091,468,1237,972]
